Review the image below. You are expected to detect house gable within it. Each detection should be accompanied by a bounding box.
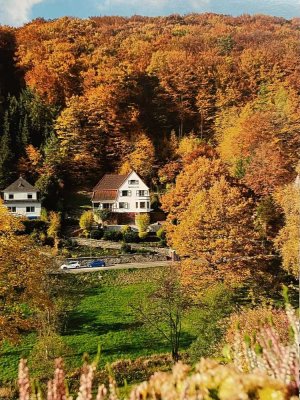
[118,171,149,193]
[2,177,41,219]
[3,176,38,193]
[92,171,151,213]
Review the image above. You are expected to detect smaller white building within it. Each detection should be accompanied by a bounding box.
[2,176,42,219]
[92,171,151,213]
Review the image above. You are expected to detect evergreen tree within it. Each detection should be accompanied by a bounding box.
[0,111,14,187]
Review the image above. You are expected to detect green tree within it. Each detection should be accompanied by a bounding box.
[131,266,190,362]
[0,112,14,187]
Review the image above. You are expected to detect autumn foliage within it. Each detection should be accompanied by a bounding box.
[0,13,299,280]
[0,203,51,342]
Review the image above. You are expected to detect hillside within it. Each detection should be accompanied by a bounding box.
[0,14,299,192]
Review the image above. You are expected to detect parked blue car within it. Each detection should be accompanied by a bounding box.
[88,259,106,268]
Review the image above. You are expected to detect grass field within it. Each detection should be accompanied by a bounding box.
[0,268,198,383]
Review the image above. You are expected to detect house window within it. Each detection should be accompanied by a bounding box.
[121,190,131,196]
[140,202,146,209]
[136,202,138,208]
[26,206,35,213]
[9,194,14,199]
[137,190,148,197]
[119,202,128,209]
[27,194,33,199]
[102,203,112,210]
[128,180,139,185]
[8,207,16,212]
[147,202,150,209]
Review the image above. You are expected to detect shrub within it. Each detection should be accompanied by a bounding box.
[225,306,290,348]
[156,227,167,246]
[28,334,70,380]
[79,210,94,236]
[136,213,150,241]
[121,225,131,234]
[23,219,48,235]
[138,231,149,240]
[156,227,166,240]
[60,238,74,249]
[90,229,104,239]
[103,230,123,242]
[228,302,299,390]
[121,243,132,253]
[40,208,48,222]
[18,357,298,400]
[61,248,71,258]
[106,354,173,386]
[160,238,167,247]
[123,230,140,243]
[150,194,161,211]
[94,209,111,224]
[47,212,61,251]
[136,213,150,232]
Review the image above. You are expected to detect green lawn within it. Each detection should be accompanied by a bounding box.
[0,268,197,383]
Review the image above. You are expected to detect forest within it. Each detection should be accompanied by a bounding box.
[0,12,299,275]
[0,12,299,399]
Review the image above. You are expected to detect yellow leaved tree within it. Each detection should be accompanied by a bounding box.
[0,203,51,342]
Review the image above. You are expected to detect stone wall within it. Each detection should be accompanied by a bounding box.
[66,252,168,267]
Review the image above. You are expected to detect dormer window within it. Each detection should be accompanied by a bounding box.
[9,194,14,199]
[27,194,33,199]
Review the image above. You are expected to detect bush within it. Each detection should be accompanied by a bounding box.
[135,213,150,233]
[23,219,48,235]
[225,306,290,350]
[138,231,149,240]
[18,357,297,400]
[156,227,166,240]
[90,229,104,239]
[123,230,140,243]
[121,243,132,253]
[150,194,161,211]
[28,334,70,380]
[60,238,74,249]
[103,230,123,242]
[40,207,48,222]
[228,302,299,390]
[107,355,173,386]
[121,225,131,234]
[79,210,94,236]
[61,248,71,258]
[30,229,42,243]
[95,209,111,224]
[160,238,167,247]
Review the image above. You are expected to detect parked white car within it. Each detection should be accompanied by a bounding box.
[60,261,81,270]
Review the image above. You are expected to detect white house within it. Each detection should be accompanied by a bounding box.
[92,171,151,213]
[2,176,42,219]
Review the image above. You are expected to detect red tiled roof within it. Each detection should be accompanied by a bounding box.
[93,173,130,191]
[92,190,118,202]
